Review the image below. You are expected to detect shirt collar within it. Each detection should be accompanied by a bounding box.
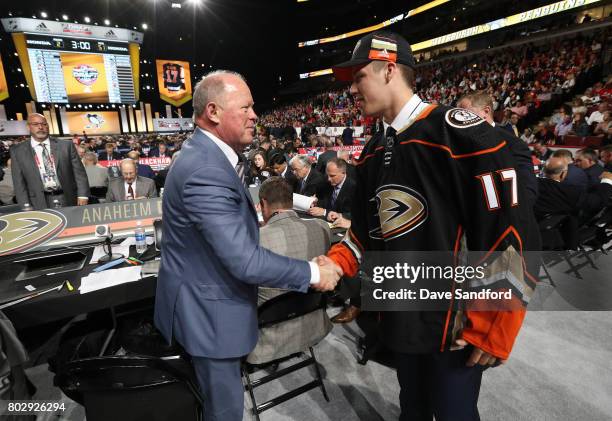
[31,137,50,149]
[199,127,239,168]
[382,94,426,133]
[335,174,346,191]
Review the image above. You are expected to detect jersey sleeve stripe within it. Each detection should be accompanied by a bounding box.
[399,139,507,159]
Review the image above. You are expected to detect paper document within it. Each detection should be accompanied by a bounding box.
[80,266,146,294]
[293,193,316,212]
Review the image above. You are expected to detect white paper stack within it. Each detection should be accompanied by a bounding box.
[292,193,316,212]
[79,266,144,294]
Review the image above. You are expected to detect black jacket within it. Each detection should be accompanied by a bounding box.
[535,178,612,220]
[318,176,356,218]
[296,168,327,197]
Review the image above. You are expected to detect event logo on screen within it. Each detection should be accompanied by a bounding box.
[72,65,99,92]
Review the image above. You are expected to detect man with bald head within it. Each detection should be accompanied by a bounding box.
[126,150,155,179]
[154,70,341,420]
[105,158,157,202]
[534,156,612,221]
[10,113,89,209]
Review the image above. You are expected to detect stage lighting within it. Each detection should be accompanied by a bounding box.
[62,14,68,21]
[142,23,148,30]
[84,17,90,23]
[104,19,110,25]
[40,12,47,18]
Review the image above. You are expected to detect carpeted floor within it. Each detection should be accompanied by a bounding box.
[25,251,612,421]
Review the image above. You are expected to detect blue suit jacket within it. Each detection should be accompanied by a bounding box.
[154,129,312,359]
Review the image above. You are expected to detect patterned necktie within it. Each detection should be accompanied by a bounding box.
[235,154,247,188]
[330,186,340,208]
[40,144,59,187]
[127,183,134,200]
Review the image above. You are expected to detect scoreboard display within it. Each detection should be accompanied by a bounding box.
[26,34,136,103]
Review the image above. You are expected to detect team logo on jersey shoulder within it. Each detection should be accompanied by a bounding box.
[369,184,428,241]
[445,108,484,129]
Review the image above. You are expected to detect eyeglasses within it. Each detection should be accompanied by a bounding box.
[29,122,49,127]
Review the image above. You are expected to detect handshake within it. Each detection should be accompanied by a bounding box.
[311,255,343,292]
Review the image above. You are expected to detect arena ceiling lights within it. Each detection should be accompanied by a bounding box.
[299,0,604,79]
[297,0,451,48]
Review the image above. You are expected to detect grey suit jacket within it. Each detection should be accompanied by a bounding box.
[85,165,109,188]
[248,211,333,364]
[106,176,157,202]
[10,138,89,209]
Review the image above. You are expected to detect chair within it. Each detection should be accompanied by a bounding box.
[54,355,203,421]
[90,186,108,200]
[242,291,330,421]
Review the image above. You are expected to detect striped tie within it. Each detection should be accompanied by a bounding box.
[235,154,247,188]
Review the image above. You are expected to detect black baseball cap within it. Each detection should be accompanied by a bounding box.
[332,31,416,82]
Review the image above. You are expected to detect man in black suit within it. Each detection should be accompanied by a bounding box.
[315,138,337,174]
[10,113,89,209]
[149,142,172,158]
[290,155,327,197]
[532,141,553,162]
[502,113,521,138]
[342,126,354,145]
[269,152,297,191]
[97,142,122,161]
[574,148,604,189]
[308,158,356,220]
[551,149,588,190]
[534,157,612,220]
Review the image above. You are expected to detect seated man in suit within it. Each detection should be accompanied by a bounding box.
[314,137,336,174]
[551,149,588,189]
[106,158,157,202]
[126,150,156,179]
[248,177,333,364]
[97,142,122,161]
[149,142,172,158]
[600,145,612,172]
[574,148,604,189]
[534,157,612,221]
[290,155,327,197]
[269,152,297,191]
[308,157,356,221]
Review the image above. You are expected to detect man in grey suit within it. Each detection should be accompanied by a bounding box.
[82,152,109,188]
[10,114,89,209]
[248,176,333,364]
[154,70,342,421]
[106,159,157,202]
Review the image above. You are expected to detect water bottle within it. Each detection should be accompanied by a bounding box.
[254,177,261,186]
[53,199,62,209]
[135,220,147,254]
[160,188,164,198]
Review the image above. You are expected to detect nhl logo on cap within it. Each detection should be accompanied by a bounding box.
[369,36,398,62]
[445,108,484,129]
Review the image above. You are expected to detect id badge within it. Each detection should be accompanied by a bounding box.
[43,175,57,191]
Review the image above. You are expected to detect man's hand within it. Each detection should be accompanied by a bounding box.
[453,339,506,367]
[308,206,326,217]
[311,255,343,291]
[77,198,88,206]
[601,171,612,181]
[331,215,351,229]
[327,211,340,222]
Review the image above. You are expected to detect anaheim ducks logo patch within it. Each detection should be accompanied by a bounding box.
[369,184,428,240]
[445,108,484,129]
[0,210,67,256]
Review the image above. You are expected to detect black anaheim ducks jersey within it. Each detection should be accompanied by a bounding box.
[331,104,537,355]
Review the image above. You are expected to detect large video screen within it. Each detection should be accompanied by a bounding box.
[65,111,121,135]
[26,34,136,103]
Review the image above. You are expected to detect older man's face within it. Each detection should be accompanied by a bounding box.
[121,163,137,184]
[27,114,49,142]
[291,161,309,180]
[215,77,258,150]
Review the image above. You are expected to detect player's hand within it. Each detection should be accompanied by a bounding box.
[77,198,88,206]
[311,255,343,292]
[331,215,351,229]
[308,206,326,217]
[453,339,506,367]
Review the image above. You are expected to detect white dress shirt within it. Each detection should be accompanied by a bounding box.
[124,180,137,199]
[198,128,320,284]
[382,94,429,133]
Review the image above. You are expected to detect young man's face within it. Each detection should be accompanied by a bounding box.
[350,62,388,117]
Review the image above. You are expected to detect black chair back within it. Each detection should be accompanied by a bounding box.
[257,291,326,328]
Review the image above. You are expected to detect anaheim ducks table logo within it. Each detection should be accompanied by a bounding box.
[370,184,428,240]
[0,210,67,256]
[445,108,484,129]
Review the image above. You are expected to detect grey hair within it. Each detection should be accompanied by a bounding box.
[192,70,247,119]
[83,152,98,164]
[289,155,311,168]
